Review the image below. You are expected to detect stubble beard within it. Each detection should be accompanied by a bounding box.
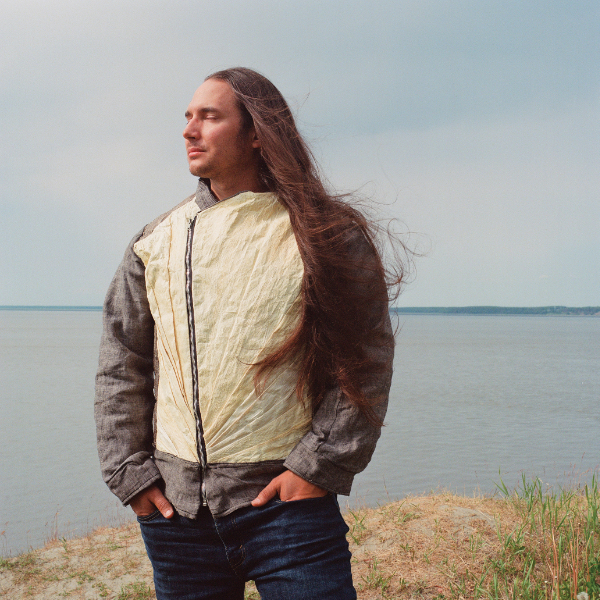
[188,157,212,179]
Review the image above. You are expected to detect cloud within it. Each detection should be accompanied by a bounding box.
[323,98,600,305]
[0,0,598,305]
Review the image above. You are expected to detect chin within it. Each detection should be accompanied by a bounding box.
[189,164,208,178]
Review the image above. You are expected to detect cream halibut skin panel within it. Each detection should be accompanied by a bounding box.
[133,192,311,466]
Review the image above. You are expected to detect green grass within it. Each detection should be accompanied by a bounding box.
[457,475,600,599]
[347,508,368,545]
[116,581,153,600]
[360,556,394,598]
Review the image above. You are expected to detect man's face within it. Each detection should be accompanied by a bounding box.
[183,78,259,185]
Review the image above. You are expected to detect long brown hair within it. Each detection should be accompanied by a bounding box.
[207,67,405,424]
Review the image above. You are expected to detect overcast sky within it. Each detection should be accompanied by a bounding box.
[1,0,598,306]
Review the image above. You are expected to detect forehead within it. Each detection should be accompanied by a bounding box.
[187,78,239,114]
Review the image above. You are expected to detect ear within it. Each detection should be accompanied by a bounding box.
[250,127,261,149]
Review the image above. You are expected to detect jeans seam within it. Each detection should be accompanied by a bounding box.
[213,513,246,578]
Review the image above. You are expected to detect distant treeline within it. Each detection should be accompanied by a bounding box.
[391,306,600,316]
[2,305,599,316]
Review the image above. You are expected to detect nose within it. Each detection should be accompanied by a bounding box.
[183,118,197,140]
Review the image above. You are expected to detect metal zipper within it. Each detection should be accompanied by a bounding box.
[185,215,208,506]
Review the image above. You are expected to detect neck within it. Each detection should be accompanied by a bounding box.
[209,173,267,202]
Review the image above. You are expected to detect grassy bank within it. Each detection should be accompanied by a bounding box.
[2,478,599,599]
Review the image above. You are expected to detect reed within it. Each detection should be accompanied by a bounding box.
[481,475,600,600]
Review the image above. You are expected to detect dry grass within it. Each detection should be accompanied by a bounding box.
[2,482,599,599]
[0,522,152,599]
[345,493,511,599]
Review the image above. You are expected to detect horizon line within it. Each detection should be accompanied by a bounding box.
[1,304,599,312]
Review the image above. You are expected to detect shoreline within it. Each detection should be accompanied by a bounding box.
[2,485,598,599]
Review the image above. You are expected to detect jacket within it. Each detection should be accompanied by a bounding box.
[95,179,394,519]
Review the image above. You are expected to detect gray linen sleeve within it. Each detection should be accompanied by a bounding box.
[284,231,394,495]
[94,230,161,505]
[283,312,393,495]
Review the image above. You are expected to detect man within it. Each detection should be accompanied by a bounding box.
[96,67,396,600]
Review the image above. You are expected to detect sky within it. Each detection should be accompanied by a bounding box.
[1,0,598,307]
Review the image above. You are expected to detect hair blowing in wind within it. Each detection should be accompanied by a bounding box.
[207,67,409,425]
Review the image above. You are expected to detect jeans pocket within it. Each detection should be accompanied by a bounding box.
[273,493,331,505]
[136,509,162,523]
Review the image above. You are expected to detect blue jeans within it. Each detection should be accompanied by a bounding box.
[138,494,356,600]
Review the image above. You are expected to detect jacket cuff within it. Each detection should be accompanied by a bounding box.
[105,453,162,505]
[284,441,355,496]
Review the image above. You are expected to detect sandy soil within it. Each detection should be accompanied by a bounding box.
[0,494,516,599]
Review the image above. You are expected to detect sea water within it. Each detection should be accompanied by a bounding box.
[1,310,598,555]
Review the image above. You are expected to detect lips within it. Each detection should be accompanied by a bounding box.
[187,147,205,157]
